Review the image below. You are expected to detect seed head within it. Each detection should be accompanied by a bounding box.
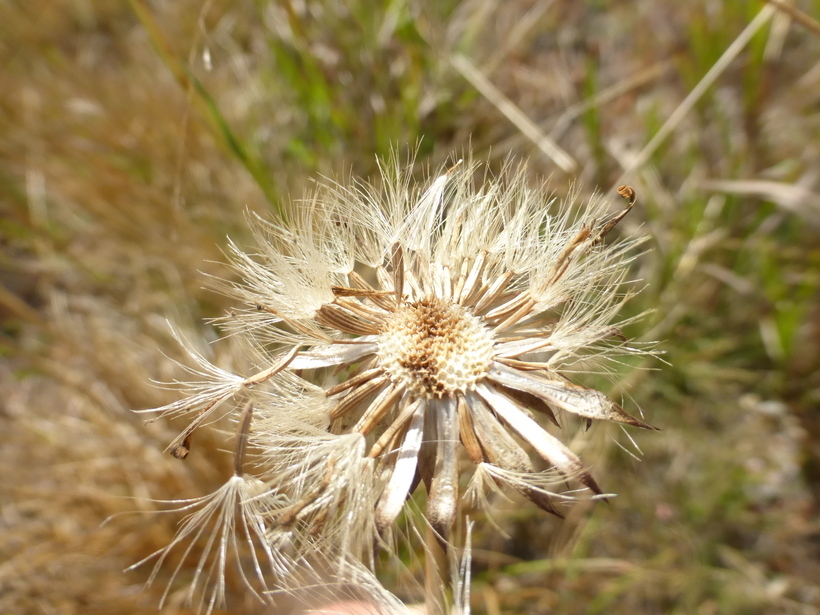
[378,297,494,398]
[138,155,655,612]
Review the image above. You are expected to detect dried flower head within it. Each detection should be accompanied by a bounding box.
[138,156,654,611]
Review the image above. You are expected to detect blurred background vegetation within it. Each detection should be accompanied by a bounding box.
[1,0,819,613]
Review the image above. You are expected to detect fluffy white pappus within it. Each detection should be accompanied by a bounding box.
[247,368,335,431]
[464,462,602,513]
[250,431,381,571]
[137,325,245,423]
[128,474,288,615]
[222,233,338,322]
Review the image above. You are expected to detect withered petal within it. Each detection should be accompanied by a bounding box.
[375,401,426,535]
[488,362,658,430]
[474,383,602,495]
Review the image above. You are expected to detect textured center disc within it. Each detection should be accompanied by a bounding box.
[378,297,494,398]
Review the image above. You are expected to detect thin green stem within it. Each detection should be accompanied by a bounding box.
[128,0,286,223]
